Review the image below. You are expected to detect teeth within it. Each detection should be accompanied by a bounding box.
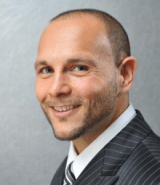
[62,107,66,111]
[70,105,73,110]
[54,107,59,111]
[53,105,79,112]
[58,107,62,111]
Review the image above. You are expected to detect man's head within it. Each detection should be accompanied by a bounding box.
[50,9,131,67]
[35,9,136,143]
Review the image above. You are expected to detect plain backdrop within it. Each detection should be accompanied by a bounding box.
[1,0,160,185]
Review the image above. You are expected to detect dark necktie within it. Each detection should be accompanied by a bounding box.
[63,162,76,185]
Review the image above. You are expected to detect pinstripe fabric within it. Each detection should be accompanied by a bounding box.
[51,110,160,185]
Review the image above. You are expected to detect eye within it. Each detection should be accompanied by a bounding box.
[74,65,88,71]
[40,67,53,74]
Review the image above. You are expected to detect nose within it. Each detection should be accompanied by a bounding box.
[48,72,72,98]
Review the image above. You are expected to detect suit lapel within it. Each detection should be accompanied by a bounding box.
[74,110,151,185]
[74,147,119,185]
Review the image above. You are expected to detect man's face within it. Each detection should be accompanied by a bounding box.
[35,16,119,141]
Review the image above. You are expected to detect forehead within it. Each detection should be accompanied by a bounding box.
[37,15,113,63]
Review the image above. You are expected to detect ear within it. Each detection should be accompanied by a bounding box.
[118,56,137,94]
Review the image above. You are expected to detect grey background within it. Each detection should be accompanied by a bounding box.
[1,0,160,185]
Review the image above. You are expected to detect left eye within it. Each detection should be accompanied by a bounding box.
[74,66,88,71]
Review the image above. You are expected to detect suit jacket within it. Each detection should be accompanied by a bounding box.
[51,110,160,185]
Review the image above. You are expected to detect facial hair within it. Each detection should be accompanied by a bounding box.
[41,80,118,141]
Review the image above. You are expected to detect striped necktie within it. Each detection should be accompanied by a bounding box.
[64,162,76,185]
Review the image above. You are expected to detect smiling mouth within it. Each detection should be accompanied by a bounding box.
[52,105,80,112]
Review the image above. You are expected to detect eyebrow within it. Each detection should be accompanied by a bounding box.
[34,56,96,70]
[34,60,47,70]
[67,56,96,66]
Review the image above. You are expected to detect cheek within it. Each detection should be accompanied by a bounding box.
[71,76,104,98]
[35,79,49,102]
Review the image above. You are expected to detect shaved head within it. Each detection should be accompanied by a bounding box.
[50,9,130,67]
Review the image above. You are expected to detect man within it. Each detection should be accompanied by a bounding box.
[35,9,160,185]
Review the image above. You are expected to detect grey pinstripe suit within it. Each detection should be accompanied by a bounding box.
[51,110,160,185]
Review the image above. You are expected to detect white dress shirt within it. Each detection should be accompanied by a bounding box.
[65,103,136,179]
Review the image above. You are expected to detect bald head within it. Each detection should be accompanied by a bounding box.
[39,13,112,63]
[50,9,130,67]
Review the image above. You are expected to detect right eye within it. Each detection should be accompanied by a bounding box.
[36,67,53,79]
[40,67,53,74]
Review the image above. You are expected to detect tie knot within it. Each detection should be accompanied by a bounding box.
[64,162,76,185]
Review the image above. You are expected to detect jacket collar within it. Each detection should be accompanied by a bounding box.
[101,110,151,176]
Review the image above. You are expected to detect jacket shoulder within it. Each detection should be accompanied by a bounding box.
[116,112,160,185]
[142,131,160,162]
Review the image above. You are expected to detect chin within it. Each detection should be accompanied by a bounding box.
[52,123,88,141]
[53,130,82,141]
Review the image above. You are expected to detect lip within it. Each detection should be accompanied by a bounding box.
[50,105,81,117]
